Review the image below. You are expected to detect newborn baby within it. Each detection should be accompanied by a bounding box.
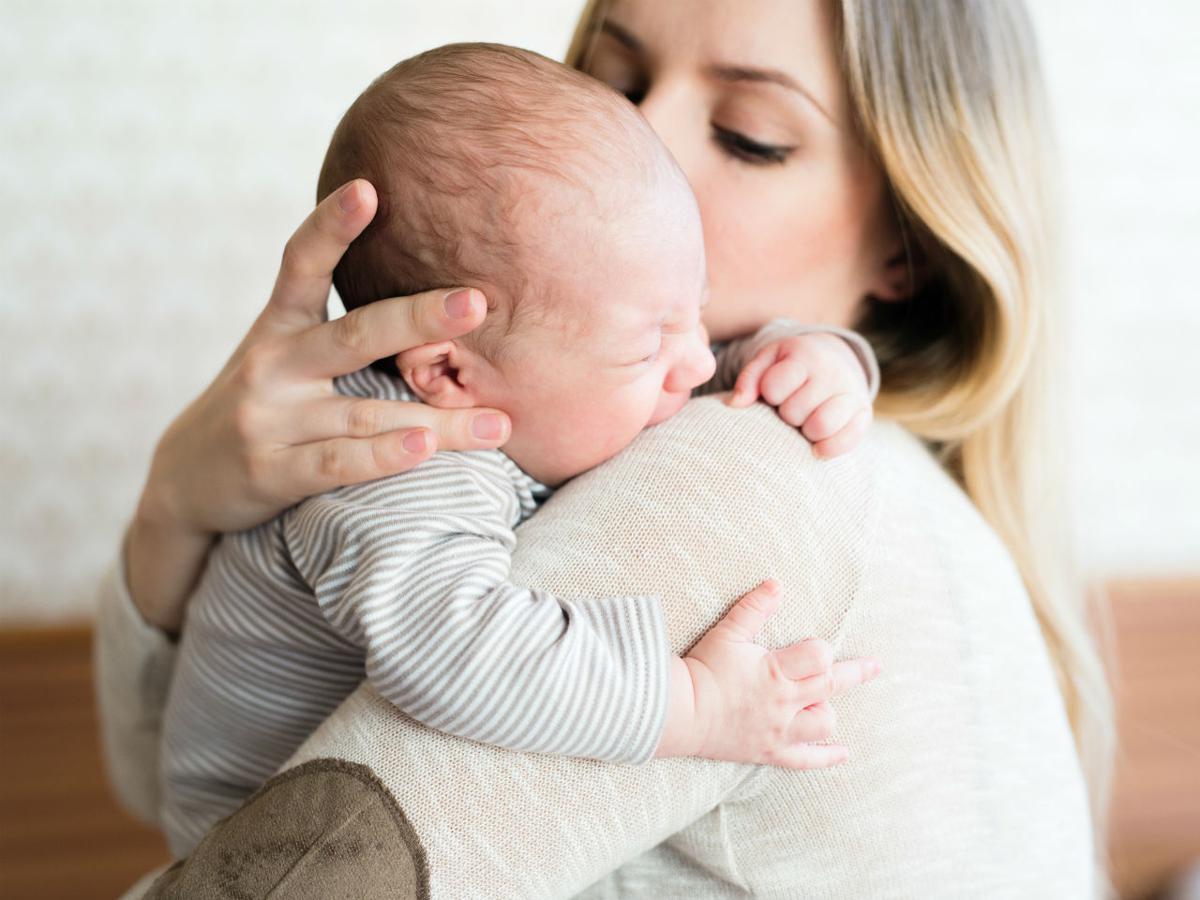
[159,43,879,856]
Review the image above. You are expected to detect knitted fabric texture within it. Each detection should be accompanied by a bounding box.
[98,397,1092,898]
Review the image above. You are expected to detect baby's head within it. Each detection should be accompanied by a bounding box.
[318,43,714,485]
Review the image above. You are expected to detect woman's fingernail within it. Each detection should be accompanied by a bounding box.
[471,413,505,441]
[402,430,429,454]
[338,182,361,215]
[444,289,476,319]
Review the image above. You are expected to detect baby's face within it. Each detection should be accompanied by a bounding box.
[483,180,715,486]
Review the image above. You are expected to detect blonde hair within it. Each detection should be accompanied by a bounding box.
[568,0,1115,883]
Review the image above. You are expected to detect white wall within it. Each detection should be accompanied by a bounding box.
[1029,1,1200,576]
[1,1,1197,623]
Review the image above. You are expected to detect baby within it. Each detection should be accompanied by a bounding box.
[159,43,879,856]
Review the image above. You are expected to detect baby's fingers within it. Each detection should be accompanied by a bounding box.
[729,344,782,408]
[766,741,849,770]
[794,656,882,708]
[812,408,872,460]
[710,580,782,642]
[789,701,837,744]
[777,381,824,429]
[801,394,865,444]
[760,357,811,407]
[771,638,834,680]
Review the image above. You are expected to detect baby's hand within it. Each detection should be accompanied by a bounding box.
[655,581,881,768]
[728,334,873,458]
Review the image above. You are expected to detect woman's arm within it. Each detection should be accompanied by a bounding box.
[94,556,179,824]
[96,180,512,817]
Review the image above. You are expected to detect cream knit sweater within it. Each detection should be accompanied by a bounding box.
[96,397,1094,898]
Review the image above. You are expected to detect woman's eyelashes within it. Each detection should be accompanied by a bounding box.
[620,83,648,105]
[711,125,794,166]
[589,57,793,166]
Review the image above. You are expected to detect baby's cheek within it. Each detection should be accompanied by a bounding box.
[646,388,690,428]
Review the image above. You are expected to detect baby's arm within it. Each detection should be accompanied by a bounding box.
[718,320,880,459]
[285,458,877,767]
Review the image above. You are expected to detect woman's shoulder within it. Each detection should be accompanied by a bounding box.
[561,395,995,590]
[612,395,938,518]
[523,397,940,601]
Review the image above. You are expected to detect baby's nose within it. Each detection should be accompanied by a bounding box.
[666,341,716,393]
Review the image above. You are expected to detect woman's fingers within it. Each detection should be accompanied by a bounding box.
[284,398,511,462]
[287,287,488,380]
[281,402,512,495]
[282,429,441,496]
[265,180,379,328]
[287,395,508,446]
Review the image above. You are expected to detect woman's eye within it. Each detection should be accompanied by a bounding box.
[583,53,648,106]
[604,78,646,105]
[712,125,793,166]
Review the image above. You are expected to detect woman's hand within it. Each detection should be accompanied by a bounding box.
[125,179,512,633]
[655,580,881,767]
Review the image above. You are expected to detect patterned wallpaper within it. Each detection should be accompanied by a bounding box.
[1,1,1197,623]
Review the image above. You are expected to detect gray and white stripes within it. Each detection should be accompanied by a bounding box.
[159,367,670,857]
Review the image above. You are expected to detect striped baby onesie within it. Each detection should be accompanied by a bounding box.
[158,367,671,857]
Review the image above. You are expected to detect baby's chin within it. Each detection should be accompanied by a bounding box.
[646,390,691,428]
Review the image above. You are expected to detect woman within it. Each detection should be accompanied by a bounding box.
[97,0,1113,896]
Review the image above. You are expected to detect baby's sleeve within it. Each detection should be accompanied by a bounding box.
[707,318,881,399]
[283,457,671,765]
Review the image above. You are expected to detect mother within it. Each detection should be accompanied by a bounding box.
[97,0,1113,896]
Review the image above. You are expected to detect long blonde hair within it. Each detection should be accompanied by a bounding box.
[568,0,1115,881]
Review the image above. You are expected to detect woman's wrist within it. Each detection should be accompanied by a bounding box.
[123,480,214,636]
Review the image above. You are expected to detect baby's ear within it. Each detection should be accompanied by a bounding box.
[397,341,482,409]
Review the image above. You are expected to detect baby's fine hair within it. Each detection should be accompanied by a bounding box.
[317,42,670,356]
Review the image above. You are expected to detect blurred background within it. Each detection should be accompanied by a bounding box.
[0,1,1196,898]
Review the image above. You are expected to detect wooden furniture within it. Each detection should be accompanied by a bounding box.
[1107,579,1200,899]
[0,628,169,899]
[1,580,1196,899]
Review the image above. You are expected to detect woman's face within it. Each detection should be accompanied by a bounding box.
[583,0,901,342]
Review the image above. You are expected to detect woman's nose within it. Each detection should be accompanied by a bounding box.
[637,80,702,186]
